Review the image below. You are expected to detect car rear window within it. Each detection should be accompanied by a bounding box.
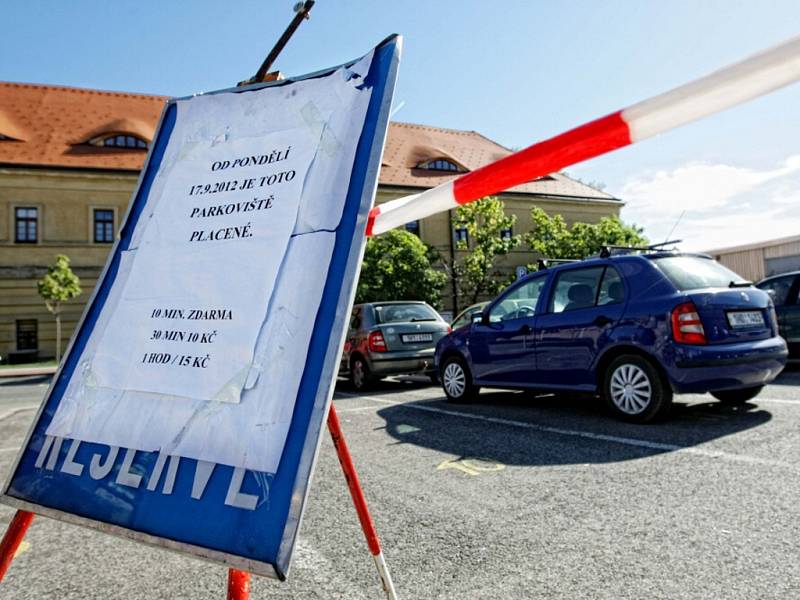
[651,256,745,291]
[374,303,440,324]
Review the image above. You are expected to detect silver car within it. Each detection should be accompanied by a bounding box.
[340,301,451,390]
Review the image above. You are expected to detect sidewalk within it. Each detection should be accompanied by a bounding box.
[0,366,58,378]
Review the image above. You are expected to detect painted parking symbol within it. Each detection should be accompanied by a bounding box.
[436,456,506,476]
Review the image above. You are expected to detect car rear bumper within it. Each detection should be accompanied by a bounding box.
[667,337,788,393]
[369,352,435,377]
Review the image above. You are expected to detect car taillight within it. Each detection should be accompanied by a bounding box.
[368,330,387,352]
[671,302,707,345]
[447,325,453,333]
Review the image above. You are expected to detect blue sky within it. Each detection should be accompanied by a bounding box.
[3,1,799,250]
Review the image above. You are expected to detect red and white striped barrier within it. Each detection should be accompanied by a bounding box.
[367,34,800,236]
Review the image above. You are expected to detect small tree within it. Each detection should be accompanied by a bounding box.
[37,254,81,362]
[356,229,447,309]
[451,197,521,306]
[525,207,647,266]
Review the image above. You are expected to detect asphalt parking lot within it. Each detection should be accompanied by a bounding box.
[1,369,800,599]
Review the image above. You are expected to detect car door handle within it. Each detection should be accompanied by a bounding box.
[594,315,613,327]
[519,324,532,334]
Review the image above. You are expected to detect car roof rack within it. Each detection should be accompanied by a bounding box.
[536,258,580,270]
[599,239,682,258]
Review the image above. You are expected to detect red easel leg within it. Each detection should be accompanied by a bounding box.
[327,404,398,600]
[0,510,34,583]
[227,568,250,600]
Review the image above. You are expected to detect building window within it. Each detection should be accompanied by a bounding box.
[16,320,38,351]
[501,227,513,241]
[405,220,421,236]
[94,209,115,243]
[416,158,466,172]
[89,134,148,149]
[454,227,469,245]
[15,207,38,243]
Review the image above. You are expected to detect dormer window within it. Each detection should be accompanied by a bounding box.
[88,134,148,149]
[416,158,466,172]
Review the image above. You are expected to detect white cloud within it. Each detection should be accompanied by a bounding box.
[617,157,800,251]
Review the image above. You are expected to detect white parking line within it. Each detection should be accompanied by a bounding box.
[0,406,37,423]
[335,405,385,414]
[756,397,800,405]
[360,396,792,469]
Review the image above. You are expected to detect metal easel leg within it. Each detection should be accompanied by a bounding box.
[327,404,399,600]
[0,510,34,583]
[227,568,251,600]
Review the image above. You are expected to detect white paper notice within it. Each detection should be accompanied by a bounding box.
[45,48,377,474]
[90,129,317,403]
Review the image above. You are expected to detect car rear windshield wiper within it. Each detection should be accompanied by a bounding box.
[410,318,437,322]
[729,280,754,288]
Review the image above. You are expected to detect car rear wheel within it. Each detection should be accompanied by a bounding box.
[604,355,672,423]
[441,356,478,403]
[711,385,764,405]
[349,356,372,391]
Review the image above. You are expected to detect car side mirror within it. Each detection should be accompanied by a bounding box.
[473,311,490,325]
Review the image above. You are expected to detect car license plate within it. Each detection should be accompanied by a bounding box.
[727,310,765,328]
[402,333,433,343]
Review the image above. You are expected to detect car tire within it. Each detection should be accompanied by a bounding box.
[604,354,672,423]
[441,356,478,403]
[349,356,372,391]
[711,385,764,405]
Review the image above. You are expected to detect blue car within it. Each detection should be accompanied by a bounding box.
[435,251,788,422]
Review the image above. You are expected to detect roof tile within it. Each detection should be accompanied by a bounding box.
[0,82,617,201]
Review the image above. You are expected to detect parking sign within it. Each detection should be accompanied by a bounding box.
[1,36,400,579]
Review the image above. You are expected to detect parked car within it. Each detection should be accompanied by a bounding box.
[435,249,788,422]
[340,301,451,390]
[451,302,488,330]
[756,270,800,357]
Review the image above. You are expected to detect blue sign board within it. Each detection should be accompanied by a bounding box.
[1,36,400,579]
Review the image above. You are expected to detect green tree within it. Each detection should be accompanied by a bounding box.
[451,197,521,306]
[37,254,82,362]
[356,229,447,308]
[525,207,647,265]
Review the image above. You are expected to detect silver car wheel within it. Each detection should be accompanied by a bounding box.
[610,363,652,415]
[443,362,466,398]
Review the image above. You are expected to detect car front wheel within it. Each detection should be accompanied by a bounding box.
[711,385,763,405]
[604,355,672,423]
[441,357,478,403]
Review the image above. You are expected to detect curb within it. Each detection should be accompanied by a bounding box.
[0,366,58,379]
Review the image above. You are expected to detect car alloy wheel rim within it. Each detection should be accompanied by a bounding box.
[353,360,365,388]
[443,362,466,397]
[610,364,652,414]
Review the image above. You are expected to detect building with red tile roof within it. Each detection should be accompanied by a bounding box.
[0,82,621,359]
